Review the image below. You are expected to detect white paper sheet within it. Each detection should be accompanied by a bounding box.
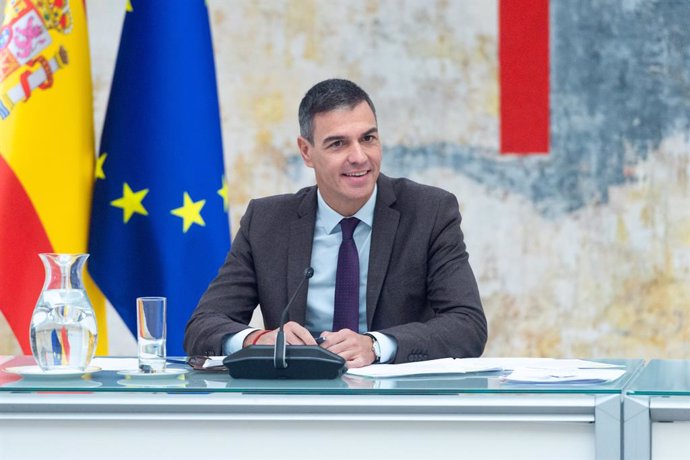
[346,357,502,378]
[502,367,627,384]
[346,357,624,379]
[473,358,624,371]
[202,356,226,369]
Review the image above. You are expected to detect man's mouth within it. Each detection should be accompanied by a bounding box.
[343,170,368,177]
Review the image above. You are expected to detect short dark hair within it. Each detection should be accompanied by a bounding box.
[298,79,377,143]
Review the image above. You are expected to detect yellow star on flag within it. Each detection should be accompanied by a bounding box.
[217,175,229,211]
[95,153,107,180]
[171,192,206,233]
[126,0,133,12]
[110,182,149,223]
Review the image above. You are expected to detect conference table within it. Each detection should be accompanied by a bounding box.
[624,360,690,460]
[0,356,652,460]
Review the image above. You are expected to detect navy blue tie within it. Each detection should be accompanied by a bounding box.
[333,217,360,332]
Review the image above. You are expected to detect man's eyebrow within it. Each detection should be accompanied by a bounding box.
[321,134,346,146]
[361,127,379,137]
[321,127,378,146]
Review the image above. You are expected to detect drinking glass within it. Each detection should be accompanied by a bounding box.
[136,296,166,373]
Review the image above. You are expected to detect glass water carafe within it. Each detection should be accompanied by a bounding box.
[30,253,98,371]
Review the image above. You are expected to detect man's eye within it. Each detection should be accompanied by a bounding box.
[363,135,376,142]
[328,140,343,148]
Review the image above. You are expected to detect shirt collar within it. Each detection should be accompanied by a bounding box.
[316,185,377,234]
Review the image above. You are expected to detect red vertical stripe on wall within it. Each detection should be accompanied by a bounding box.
[499,0,550,154]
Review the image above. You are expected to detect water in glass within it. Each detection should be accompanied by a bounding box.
[138,337,166,372]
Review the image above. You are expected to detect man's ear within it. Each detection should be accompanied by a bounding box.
[297,136,314,168]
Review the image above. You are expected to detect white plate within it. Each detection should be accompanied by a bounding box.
[2,378,102,389]
[116,379,187,389]
[117,368,188,378]
[3,365,101,379]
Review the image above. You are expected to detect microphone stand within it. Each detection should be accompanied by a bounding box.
[224,268,347,379]
[274,267,313,369]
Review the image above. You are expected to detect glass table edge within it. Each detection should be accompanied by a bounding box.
[0,358,646,396]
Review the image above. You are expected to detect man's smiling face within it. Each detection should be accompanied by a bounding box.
[298,101,381,216]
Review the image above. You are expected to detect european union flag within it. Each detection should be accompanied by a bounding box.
[88,1,230,356]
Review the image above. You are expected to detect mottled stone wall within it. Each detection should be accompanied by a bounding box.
[1,0,687,357]
[207,0,690,358]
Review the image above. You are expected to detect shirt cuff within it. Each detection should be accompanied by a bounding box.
[369,331,397,364]
[223,328,259,355]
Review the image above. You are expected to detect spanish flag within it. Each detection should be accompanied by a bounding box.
[0,0,107,354]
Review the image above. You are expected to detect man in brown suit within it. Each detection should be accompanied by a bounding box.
[184,79,487,368]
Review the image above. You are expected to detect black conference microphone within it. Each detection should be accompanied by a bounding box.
[274,267,314,369]
[223,268,346,379]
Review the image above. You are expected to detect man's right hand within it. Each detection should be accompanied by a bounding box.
[243,321,317,347]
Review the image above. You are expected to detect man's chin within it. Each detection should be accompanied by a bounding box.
[344,185,375,203]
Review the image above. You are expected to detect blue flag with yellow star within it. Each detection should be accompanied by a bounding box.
[88,0,230,356]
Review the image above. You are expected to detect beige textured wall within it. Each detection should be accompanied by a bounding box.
[1,0,688,358]
[208,0,689,359]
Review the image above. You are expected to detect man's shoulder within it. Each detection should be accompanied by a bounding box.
[251,185,316,209]
[247,186,316,221]
[379,175,462,232]
[383,175,455,203]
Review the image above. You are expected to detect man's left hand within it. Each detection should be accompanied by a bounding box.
[319,329,375,368]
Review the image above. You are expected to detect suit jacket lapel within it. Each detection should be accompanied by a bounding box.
[287,187,317,324]
[367,175,399,328]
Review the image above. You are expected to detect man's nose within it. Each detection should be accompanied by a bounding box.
[347,143,367,163]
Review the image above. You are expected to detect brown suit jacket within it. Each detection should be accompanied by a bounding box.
[184,174,487,363]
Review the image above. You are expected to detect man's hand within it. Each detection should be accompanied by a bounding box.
[319,329,375,368]
[243,321,317,347]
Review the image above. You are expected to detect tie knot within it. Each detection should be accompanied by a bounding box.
[340,217,360,240]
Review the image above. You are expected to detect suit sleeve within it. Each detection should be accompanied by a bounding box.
[183,201,260,356]
[379,193,488,363]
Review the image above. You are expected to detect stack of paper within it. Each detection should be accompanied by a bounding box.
[502,367,626,384]
[346,357,502,378]
[498,358,626,384]
[346,357,626,384]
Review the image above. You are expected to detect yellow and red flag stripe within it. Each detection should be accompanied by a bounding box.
[0,0,107,354]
